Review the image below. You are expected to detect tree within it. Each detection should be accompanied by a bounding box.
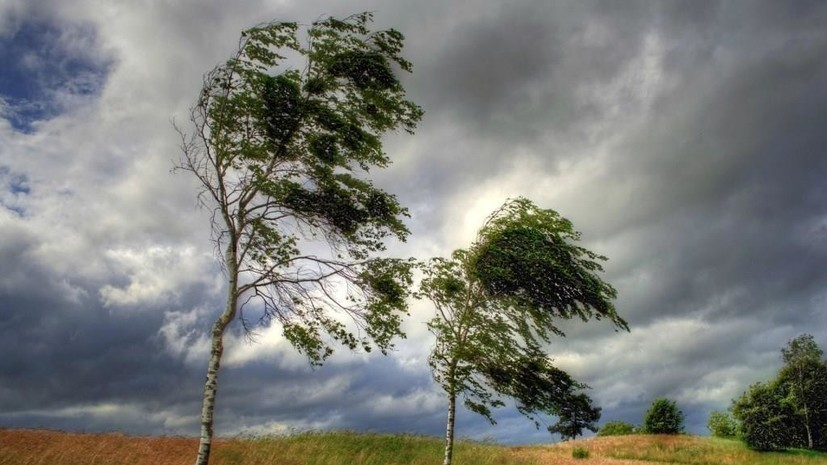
[707,410,738,437]
[730,334,827,452]
[779,334,825,449]
[548,392,602,440]
[418,197,628,465]
[643,398,684,434]
[732,381,798,451]
[176,13,422,465]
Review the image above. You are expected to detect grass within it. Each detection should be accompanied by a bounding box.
[551,435,827,465]
[0,429,521,465]
[1,429,826,465]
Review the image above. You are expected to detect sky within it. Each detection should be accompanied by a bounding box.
[1,0,826,445]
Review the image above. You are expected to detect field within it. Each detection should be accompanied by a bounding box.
[1,429,826,465]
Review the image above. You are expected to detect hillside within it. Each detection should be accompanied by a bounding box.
[1,429,825,465]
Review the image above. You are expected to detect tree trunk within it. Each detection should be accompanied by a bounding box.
[443,389,457,465]
[798,366,813,449]
[195,253,239,465]
[194,321,225,465]
[805,419,813,450]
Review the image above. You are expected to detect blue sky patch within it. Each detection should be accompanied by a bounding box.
[0,19,112,132]
[0,166,29,216]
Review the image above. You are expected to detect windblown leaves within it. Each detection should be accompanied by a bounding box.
[180,11,422,363]
[471,198,627,335]
[420,197,626,444]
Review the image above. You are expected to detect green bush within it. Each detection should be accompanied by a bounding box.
[644,398,685,434]
[707,410,738,437]
[571,446,589,459]
[732,382,799,451]
[597,421,636,436]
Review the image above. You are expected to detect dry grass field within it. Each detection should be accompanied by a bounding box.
[1,428,825,465]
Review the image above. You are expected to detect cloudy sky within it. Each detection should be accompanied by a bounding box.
[1,0,826,444]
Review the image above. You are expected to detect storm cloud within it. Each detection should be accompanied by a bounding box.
[1,0,825,443]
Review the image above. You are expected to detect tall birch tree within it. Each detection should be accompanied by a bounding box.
[419,198,628,465]
[176,13,422,465]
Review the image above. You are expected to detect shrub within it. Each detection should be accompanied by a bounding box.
[597,421,636,436]
[644,398,684,434]
[707,410,738,437]
[572,446,590,459]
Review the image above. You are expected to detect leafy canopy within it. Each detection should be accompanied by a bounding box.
[178,12,423,363]
[471,197,627,337]
[420,197,626,435]
[707,410,738,437]
[643,398,684,434]
[731,334,827,451]
[598,421,636,436]
[732,381,798,451]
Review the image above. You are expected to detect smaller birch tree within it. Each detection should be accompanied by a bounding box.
[419,197,628,465]
[780,334,825,450]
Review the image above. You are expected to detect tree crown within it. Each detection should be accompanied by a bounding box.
[643,397,684,434]
[420,197,625,432]
[178,12,422,363]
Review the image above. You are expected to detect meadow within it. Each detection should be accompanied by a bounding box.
[1,429,826,465]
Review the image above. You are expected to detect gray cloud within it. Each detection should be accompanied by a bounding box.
[0,0,826,446]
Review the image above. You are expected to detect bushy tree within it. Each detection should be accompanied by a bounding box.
[643,398,684,434]
[781,361,827,451]
[779,334,827,450]
[548,393,602,440]
[177,13,422,465]
[732,381,799,451]
[598,420,636,436]
[707,410,738,437]
[730,334,827,452]
[419,197,628,465]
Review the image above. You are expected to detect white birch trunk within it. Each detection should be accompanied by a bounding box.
[443,389,457,465]
[195,249,239,465]
[801,368,813,449]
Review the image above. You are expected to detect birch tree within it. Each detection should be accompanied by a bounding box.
[779,334,827,450]
[176,13,422,465]
[419,197,628,465]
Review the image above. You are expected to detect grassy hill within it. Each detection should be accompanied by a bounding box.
[1,429,825,465]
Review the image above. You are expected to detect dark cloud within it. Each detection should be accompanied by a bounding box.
[1,0,826,446]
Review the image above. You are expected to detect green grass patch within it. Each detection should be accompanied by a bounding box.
[571,445,589,459]
[214,431,526,465]
[606,435,827,465]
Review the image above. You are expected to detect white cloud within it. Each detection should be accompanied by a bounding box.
[99,245,220,308]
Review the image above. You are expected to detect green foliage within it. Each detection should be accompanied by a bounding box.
[707,410,739,437]
[644,398,685,434]
[178,12,423,363]
[778,334,827,451]
[598,420,637,436]
[471,197,628,338]
[730,334,827,452]
[548,393,602,440]
[571,446,590,459]
[732,381,798,451]
[419,197,627,460]
[777,359,827,451]
[732,334,827,451]
[782,334,823,366]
